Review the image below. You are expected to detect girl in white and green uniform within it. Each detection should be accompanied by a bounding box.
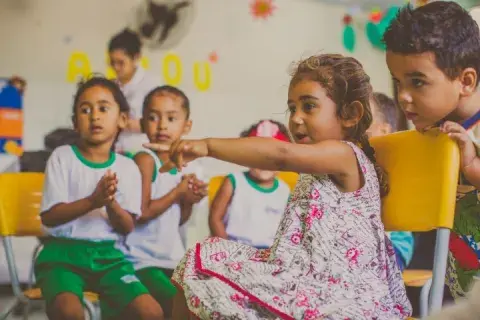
[34,77,164,320]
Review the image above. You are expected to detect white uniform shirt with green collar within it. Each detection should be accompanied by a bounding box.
[123,148,203,270]
[224,172,290,248]
[41,145,142,242]
[116,67,160,154]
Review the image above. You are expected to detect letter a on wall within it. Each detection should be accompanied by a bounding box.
[66,52,92,83]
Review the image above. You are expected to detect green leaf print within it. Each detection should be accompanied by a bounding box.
[455,263,478,292]
[453,192,480,240]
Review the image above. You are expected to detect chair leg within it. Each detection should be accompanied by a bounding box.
[429,228,450,313]
[28,241,43,289]
[419,277,432,318]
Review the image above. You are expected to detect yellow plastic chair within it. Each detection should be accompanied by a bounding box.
[370,129,460,317]
[208,172,299,206]
[0,173,99,320]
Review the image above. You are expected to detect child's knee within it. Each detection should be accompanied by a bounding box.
[128,294,164,320]
[141,305,164,320]
[47,292,84,320]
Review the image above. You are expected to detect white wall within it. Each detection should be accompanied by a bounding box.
[0,0,391,177]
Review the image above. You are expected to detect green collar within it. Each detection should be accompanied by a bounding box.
[71,145,115,169]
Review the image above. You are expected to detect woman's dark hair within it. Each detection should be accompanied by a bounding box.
[108,29,142,58]
[290,54,388,197]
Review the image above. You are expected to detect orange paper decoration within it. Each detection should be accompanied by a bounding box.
[250,0,276,20]
[369,7,383,23]
[208,51,218,64]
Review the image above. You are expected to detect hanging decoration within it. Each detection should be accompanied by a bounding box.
[250,0,276,20]
[342,14,355,52]
[365,6,400,51]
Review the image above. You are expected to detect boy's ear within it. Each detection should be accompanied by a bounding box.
[342,101,364,128]
[139,117,145,133]
[459,67,477,97]
[182,119,192,136]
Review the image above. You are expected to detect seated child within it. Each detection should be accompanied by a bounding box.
[124,85,207,317]
[384,1,480,300]
[146,54,412,319]
[209,119,291,249]
[368,92,415,272]
[34,77,163,320]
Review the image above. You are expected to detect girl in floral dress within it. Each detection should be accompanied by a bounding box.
[145,54,412,319]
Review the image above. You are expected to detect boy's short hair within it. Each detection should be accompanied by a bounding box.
[142,85,190,119]
[372,92,398,132]
[383,2,480,86]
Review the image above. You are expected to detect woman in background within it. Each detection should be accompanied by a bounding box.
[108,29,159,156]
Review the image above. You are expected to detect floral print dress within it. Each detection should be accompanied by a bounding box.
[172,142,412,319]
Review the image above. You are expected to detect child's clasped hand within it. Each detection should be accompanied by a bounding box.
[89,169,118,208]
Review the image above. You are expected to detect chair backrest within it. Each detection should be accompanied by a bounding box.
[370,129,460,232]
[276,171,299,191]
[0,172,44,237]
[208,172,299,206]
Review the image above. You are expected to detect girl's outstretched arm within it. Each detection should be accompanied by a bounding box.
[146,137,357,177]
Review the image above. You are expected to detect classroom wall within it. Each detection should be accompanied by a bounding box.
[0,0,392,177]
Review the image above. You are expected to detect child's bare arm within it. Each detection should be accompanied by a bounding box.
[106,199,135,234]
[209,178,234,239]
[179,201,194,226]
[441,121,480,189]
[146,138,358,181]
[42,174,113,227]
[463,158,480,189]
[134,153,189,224]
[180,176,207,225]
[41,198,96,227]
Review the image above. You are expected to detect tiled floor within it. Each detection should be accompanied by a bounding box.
[0,294,48,319]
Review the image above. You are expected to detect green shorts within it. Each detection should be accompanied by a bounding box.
[34,238,149,320]
[136,267,177,316]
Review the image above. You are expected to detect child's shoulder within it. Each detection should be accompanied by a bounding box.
[114,152,142,171]
[49,144,75,161]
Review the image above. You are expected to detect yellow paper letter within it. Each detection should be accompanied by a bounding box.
[193,62,211,92]
[67,52,92,83]
[162,53,182,86]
